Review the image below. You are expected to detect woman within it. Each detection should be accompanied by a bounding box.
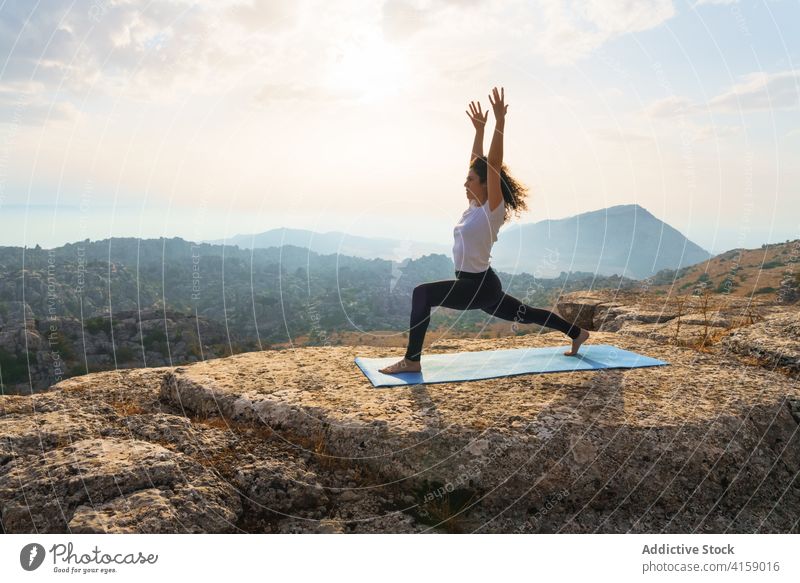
[379,87,589,375]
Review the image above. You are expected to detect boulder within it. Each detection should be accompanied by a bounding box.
[555,292,620,330]
[233,458,329,514]
[722,311,800,373]
[0,438,241,533]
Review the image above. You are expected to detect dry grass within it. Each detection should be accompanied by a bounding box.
[416,488,479,534]
[671,295,688,344]
[670,289,767,352]
[191,415,232,431]
[182,410,384,484]
[310,425,341,473]
[110,401,146,417]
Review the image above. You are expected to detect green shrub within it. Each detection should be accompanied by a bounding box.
[716,278,738,293]
[0,347,30,386]
[115,346,135,361]
[68,364,86,377]
[143,329,167,345]
[85,316,110,334]
[762,260,784,269]
[47,331,75,360]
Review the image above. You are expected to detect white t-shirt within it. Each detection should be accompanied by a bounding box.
[452,198,506,273]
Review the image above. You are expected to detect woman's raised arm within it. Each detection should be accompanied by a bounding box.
[466,100,488,164]
[487,86,507,165]
[486,86,508,212]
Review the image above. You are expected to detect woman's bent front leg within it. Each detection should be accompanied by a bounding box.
[404,278,485,361]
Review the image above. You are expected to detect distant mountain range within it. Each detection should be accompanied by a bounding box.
[207,203,712,279]
[205,229,451,261]
[492,203,712,279]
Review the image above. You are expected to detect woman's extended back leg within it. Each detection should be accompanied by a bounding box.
[481,292,582,339]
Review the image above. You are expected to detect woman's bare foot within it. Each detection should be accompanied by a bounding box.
[378,357,422,374]
[564,328,590,356]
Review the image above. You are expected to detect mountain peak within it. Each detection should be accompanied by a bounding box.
[583,202,655,218]
[491,203,709,279]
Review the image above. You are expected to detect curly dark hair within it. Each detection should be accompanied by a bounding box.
[469,155,530,222]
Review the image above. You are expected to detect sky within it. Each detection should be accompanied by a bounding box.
[0,0,798,255]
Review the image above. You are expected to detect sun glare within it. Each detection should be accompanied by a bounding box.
[326,35,410,103]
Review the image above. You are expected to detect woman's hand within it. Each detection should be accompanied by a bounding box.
[488,86,508,121]
[466,100,488,131]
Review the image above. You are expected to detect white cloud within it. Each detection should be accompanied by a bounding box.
[707,71,800,112]
[227,0,297,33]
[0,0,300,102]
[643,95,697,118]
[601,87,625,99]
[0,0,678,121]
[591,127,653,143]
[253,82,359,105]
[643,70,800,120]
[0,79,78,125]
[0,98,78,125]
[693,0,738,6]
[533,0,676,65]
[690,123,742,142]
[381,0,429,41]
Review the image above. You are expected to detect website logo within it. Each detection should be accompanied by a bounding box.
[20,543,46,571]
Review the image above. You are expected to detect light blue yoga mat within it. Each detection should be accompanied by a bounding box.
[354,344,668,387]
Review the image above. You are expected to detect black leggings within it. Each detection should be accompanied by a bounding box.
[404,267,582,361]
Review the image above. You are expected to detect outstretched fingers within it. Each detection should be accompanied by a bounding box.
[488,86,508,117]
[467,100,488,124]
